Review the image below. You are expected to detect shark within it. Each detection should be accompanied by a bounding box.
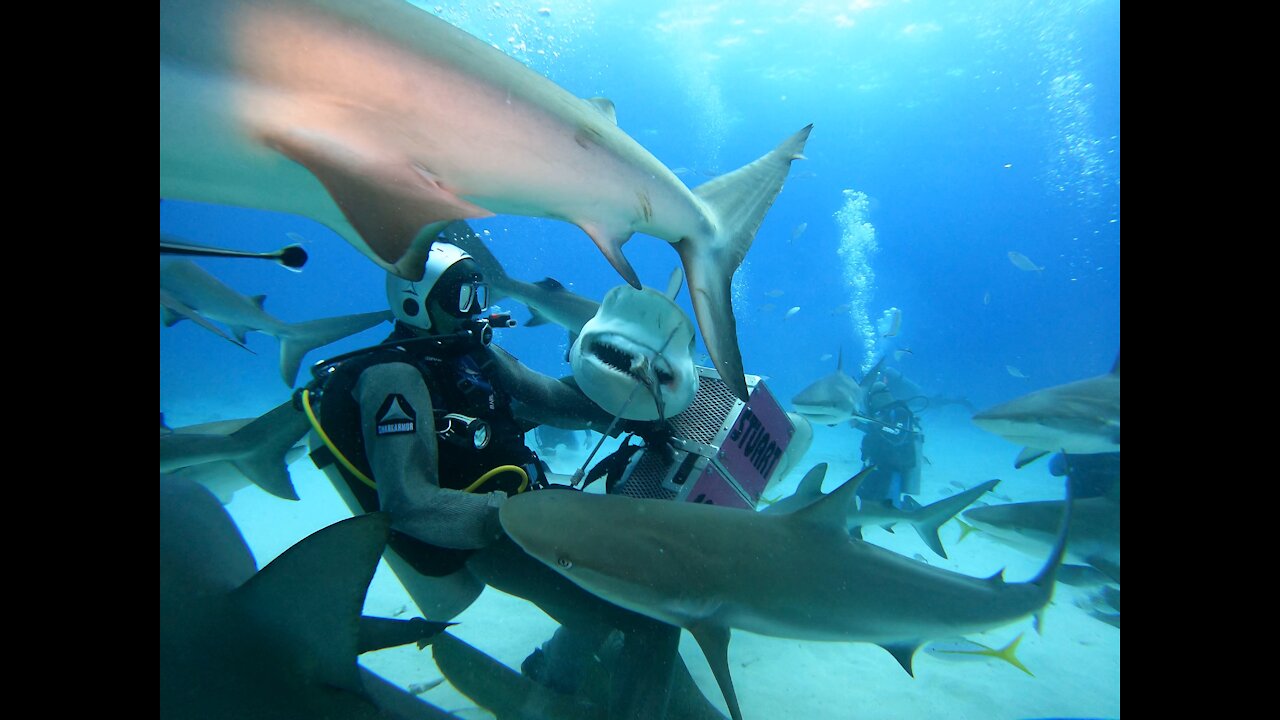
[159,0,812,401]
[972,353,1120,466]
[569,268,700,421]
[431,631,727,720]
[161,232,309,270]
[790,351,886,426]
[160,399,311,502]
[159,475,459,719]
[160,258,392,385]
[963,495,1120,584]
[761,463,1000,559]
[499,467,1070,720]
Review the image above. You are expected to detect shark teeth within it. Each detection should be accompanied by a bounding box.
[587,335,676,386]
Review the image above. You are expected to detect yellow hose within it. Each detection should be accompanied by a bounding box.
[303,389,529,495]
[461,465,529,494]
[303,389,378,490]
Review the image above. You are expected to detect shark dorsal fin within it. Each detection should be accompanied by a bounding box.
[585,97,618,124]
[792,466,872,529]
[251,294,267,310]
[231,512,390,694]
[665,267,685,300]
[534,277,567,292]
[795,462,828,496]
[836,347,843,371]
[985,568,1006,584]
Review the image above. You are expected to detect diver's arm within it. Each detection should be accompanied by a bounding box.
[355,362,505,549]
[483,345,616,431]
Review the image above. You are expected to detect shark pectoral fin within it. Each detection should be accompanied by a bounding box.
[232,512,391,694]
[265,127,493,273]
[229,457,299,501]
[689,623,743,720]
[159,305,185,327]
[881,642,921,676]
[432,631,597,719]
[580,222,640,288]
[1014,447,1051,469]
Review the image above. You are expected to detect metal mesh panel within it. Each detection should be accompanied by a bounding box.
[616,449,677,500]
[668,373,741,444]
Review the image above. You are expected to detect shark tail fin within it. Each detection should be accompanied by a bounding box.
[232,512,391,694]
[278,310,393,386]
[907,479,1000,559]
[226,399,311,501]
[683,124,813,400]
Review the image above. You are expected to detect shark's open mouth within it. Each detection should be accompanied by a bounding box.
[587,335,676,387]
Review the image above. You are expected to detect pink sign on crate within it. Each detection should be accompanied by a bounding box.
[718,382,792,505]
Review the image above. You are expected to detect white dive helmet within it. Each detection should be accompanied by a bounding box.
[386,242,474,331]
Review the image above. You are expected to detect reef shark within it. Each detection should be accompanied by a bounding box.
[159,475,458,719]
[160,259,392,385]
[761,463,999,559]
[160,399,311,502]
[790,351,886,426]
[964,495,1120,584]
[500,467,1070,720]
[159,0,812,401]
[569,268,699,421]
[972,353,1120,466]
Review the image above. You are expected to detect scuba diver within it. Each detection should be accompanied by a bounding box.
[298,241,683,718]
[854,376,926,509]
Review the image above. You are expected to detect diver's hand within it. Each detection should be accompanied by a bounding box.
[482,490,508,543]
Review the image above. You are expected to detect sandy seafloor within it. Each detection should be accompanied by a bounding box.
[203,396,1120,720]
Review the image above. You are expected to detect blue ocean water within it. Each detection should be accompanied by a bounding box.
[161,1,1119,716]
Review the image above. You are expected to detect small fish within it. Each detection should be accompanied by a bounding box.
[760,303,776,313]
[830,303,851,316]
[784,306,801,320]
[1007,251,1044,273]
[983,290,991,305]
[819,353,833,362]
[924,634,1034,676]
[880,307,902,338]
[893,348,913,361]
[765,289,785,298]
[950,480,966,490]
[790,222,808,243]
[1006,365,1028,379]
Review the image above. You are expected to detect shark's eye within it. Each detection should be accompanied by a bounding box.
[656,368,674,385]
[556,557,573,569]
